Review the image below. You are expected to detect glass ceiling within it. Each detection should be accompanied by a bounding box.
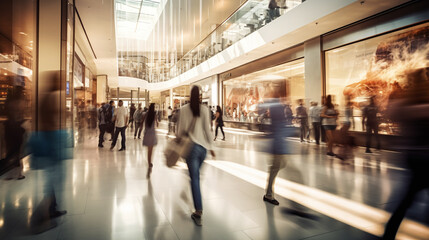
[115,0,163,40]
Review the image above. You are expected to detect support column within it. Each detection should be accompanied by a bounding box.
[96,75,107,103]
[37,0,70,131]
[304,37,323,106]
[145,90,149,107]
[137,87,140,105]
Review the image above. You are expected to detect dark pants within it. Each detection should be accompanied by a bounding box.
[382,151,429,239]
[215,125,225,138]
[98,124,107,146]
[111,126,126,149]
[134,122,142,138]
[366,122,380,150]
[299,118,308,141]
[186,144,207,211]
[312,122,321,144]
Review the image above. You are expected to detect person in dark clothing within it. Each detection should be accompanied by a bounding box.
[133,103,144,139]
[214,106,225,141]
[107,101,115,140]
[268,0,281,22]
[98,102,108,147]
[296,99,309,143]
[129,103,136,129]
[382,68,429,240]
[363,97,380,153]
[284,104,293,125]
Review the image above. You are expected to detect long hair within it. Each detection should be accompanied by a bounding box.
[190,86,200,117]
[146,103,155,127]
[216,105,222,113]
[326,95,334,109]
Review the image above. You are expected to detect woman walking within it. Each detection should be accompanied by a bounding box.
[142,103,158,168]
[320,95,338,156]
[214,106,225,141]
[177,86,215,226]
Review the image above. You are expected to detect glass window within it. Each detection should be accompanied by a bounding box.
[325,22,429,135]
[222,58,305,124]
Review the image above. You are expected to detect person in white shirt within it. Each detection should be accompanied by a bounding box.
[309,101,322,145]
[110,100,128,151]
[177,86,215,226]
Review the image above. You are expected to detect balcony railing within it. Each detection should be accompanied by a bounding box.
[119,0,304,83]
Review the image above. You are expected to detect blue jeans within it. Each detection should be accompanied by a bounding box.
[186,144,207,211]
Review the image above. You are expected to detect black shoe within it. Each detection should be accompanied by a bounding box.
[110,145,114,150]
[327,152,335,156]
[138,137,141,139]
[134,136,136,139]
[263,196,279,205]
[98,144,103,148]
[365,149,372,154]
[50,210,67,218]
[119,148,125,151]
[191,213,202,226]
[222,137,225,141]
[213,138,216,141]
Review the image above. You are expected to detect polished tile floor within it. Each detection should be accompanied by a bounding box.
[1,123,428,240]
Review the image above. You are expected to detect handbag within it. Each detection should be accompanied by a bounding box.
[164,117,196,167]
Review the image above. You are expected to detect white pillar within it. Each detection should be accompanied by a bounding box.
[304,37,323,106]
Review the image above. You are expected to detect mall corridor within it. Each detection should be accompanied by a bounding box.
[1,0,429,239]
[1,124,428,240]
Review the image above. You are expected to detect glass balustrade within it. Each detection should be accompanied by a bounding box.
[119,0,304,83]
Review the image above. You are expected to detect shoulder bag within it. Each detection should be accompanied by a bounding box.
[164,117,196,167]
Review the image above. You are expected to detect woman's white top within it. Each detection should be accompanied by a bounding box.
[178,104,213,150]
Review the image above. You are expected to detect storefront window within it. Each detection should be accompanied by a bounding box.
[325,22,429,135]
[194,76,216,107]
[0,0,37,162]
[222,58,305,124]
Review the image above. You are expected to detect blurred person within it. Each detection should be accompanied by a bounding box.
[177,85,215,226]
[268,0,281,22]
[284,104,293,125]
[320,96,327,142]
[3,86,26,180]
[86,100,97,129]
[167,106,173,133]
[142,103,158,168]
[170,106,179,135]
[336,97,354,161]
[29,71,70,233]
[129,103,136,129]
[133,103,144,139]
[209,106,215,131]
[97,102,109,147]
[382,68,429,240]
[321,95,338,156]
[296,99,309,143]
[309,101,322,145]
[107,100,115,140]
[363,96,381,153]
[110,100,128,151]
[213,106,225,141]
[259,93,290,205]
